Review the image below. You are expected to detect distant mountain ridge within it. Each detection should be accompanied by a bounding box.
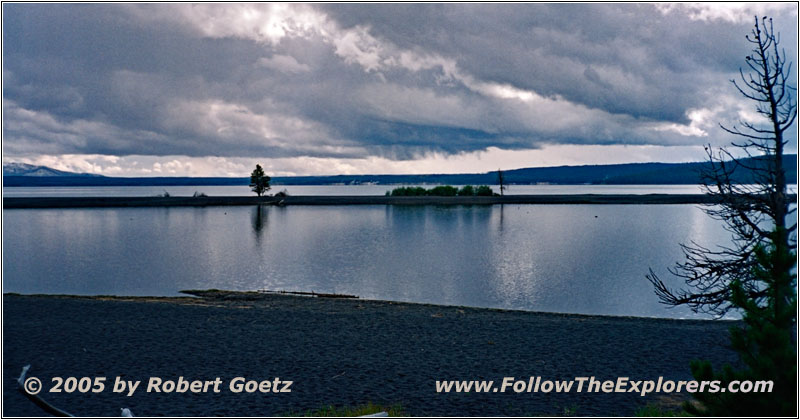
[3,155,797,187]
[2,163,103,177]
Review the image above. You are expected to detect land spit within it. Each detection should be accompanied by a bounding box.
[2,193,736,208]
[3,292,740,417]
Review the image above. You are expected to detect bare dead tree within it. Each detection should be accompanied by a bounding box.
[648,16,797,317]
[497,169,506,196]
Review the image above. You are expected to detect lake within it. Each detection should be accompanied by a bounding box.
[3,203,734,319]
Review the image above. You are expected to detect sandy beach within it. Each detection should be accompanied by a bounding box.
[3,292,740,417]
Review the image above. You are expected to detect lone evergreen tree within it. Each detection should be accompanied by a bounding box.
[249,164,271,197]
[647,17,796,416]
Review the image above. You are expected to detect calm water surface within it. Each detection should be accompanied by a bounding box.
[4,204,732,319]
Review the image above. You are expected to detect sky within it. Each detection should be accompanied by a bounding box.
[2,3,797,177]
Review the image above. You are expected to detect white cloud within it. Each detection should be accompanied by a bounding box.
[131,3,329,45]
[257,54,311,73]
[332,25,389,72]
[655,3,797,24]
[650,106,717,137]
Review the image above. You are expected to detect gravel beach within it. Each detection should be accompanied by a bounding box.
[3,293,740,417]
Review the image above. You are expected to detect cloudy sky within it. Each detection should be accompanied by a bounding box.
[3,3,797,176]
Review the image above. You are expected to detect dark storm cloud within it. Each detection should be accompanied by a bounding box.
[320,3,789,121]
[2,3,797,161]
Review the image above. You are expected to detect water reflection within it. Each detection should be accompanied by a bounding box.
[498,203,505,233]
[251,204,269,242]
[3,204,734,318]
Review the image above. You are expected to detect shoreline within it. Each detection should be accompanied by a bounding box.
[3,291,730,323]
[3,292,741,416]
[2,193,732,208]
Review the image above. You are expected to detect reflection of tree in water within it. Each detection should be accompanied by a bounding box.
[498,204,505,234]
[251,205,268,243]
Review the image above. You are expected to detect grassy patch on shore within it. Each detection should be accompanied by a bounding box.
[387,185,495,197]
[286,402,405,417]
